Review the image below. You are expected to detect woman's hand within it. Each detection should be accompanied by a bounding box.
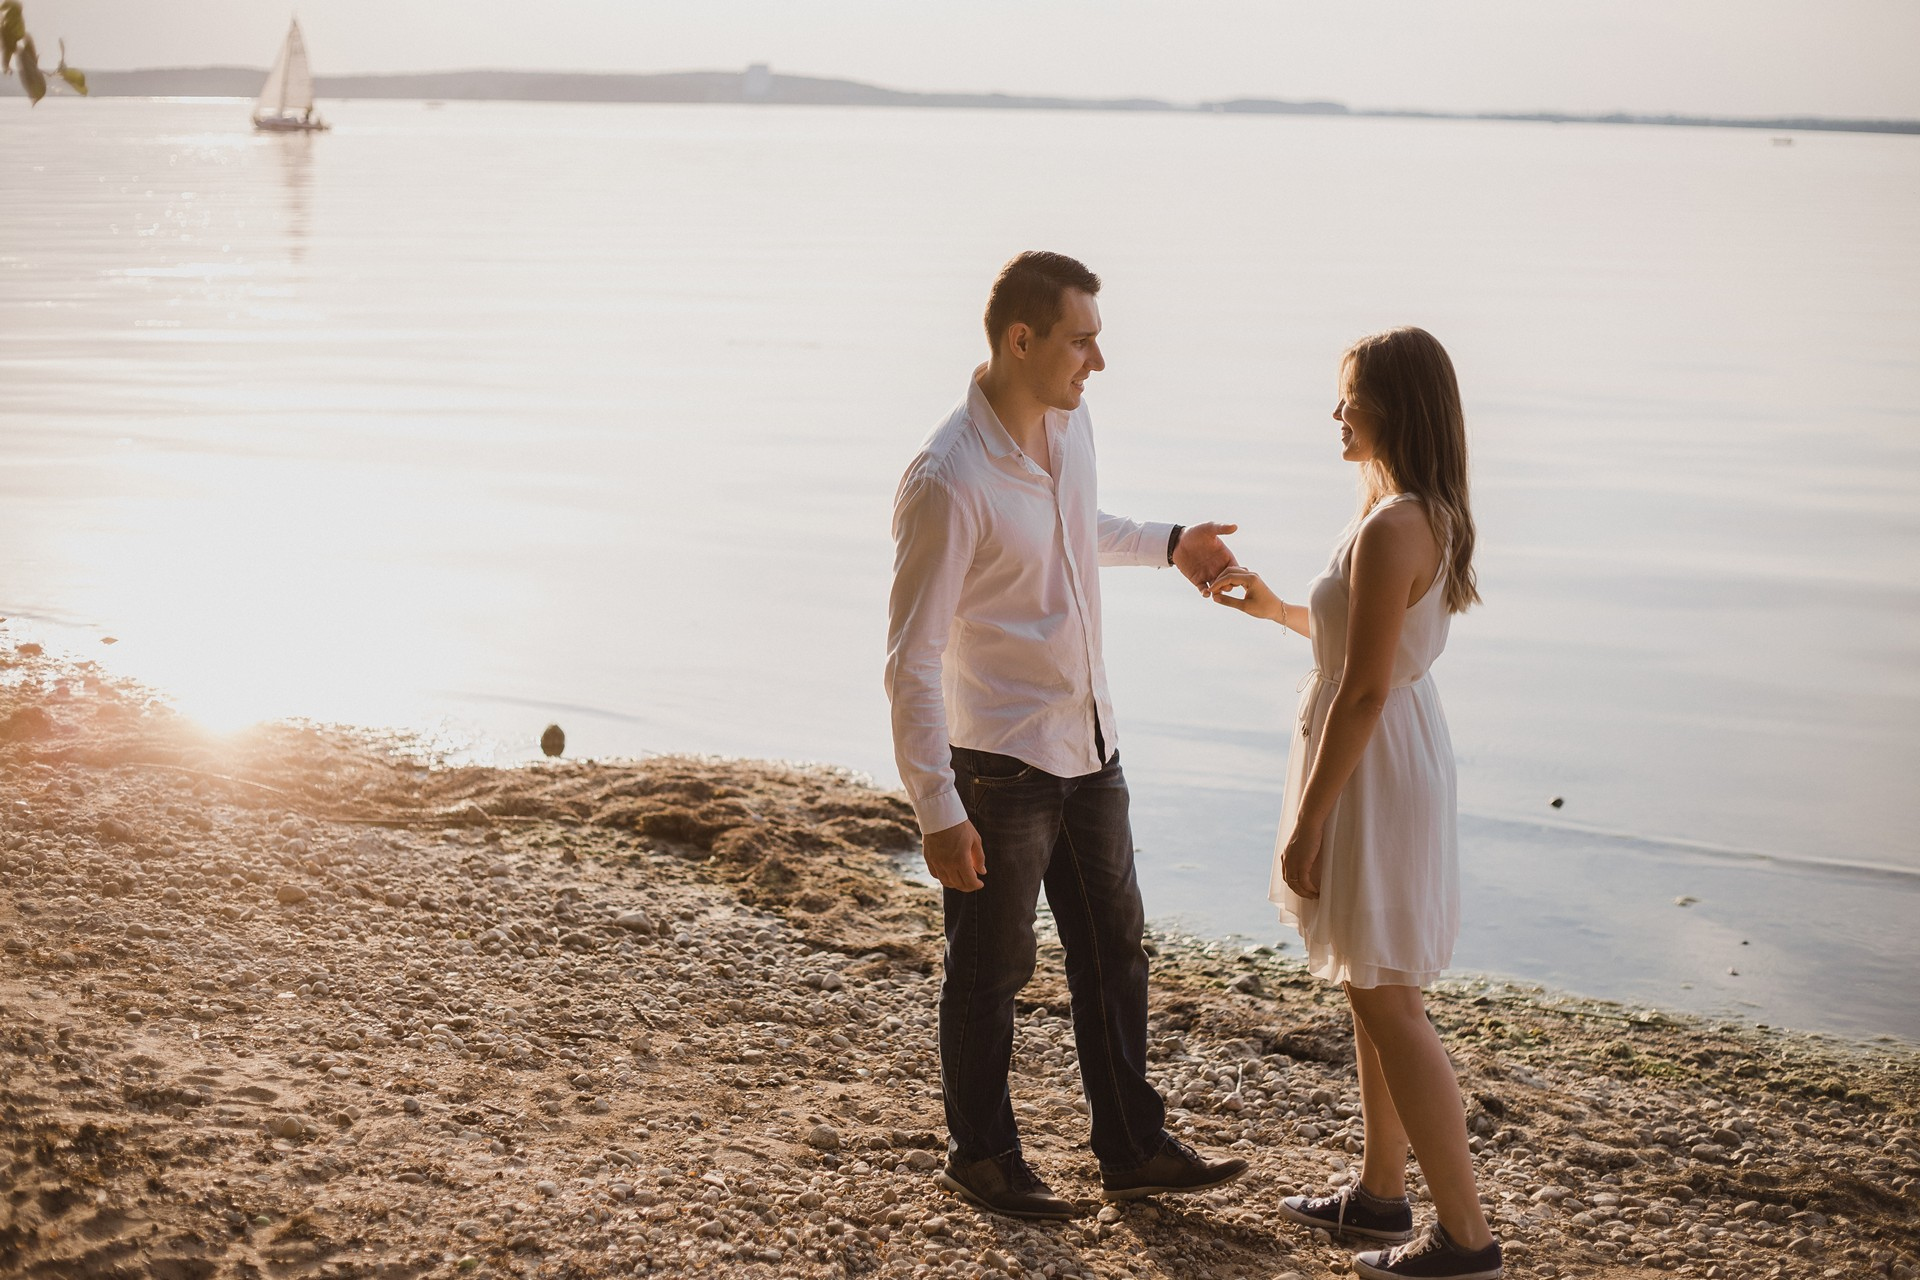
[1207,566,1284,622]
[1280,817,1324,900]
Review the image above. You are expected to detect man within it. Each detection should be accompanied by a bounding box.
[884,251,1247,1220]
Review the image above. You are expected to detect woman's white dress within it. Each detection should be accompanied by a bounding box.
[1271,493,1459,989]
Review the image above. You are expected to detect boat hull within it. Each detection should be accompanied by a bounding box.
[253,115,329,133]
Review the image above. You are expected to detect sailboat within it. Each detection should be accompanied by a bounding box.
[252,17,328,132]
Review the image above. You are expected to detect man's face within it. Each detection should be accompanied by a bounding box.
[1018,289,1105,411]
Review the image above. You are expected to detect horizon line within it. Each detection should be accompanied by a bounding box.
[18,65,1920,134]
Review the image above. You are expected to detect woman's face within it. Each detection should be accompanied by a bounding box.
[1333,372,1380,463]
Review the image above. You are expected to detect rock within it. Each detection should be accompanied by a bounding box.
[1096,1206,1122,1224]
[534,1180,560,1197]
[1674,895,1698,907]
[268,1116,305,1139]
[805,1124,841,1150]
[540,724,565,758]
[1549,796,1564,808]
[919,1215,949,1237]
[402,1096,422,1114]
[903,1149,939,1172]
[275,885,308,905]
[99,816,134,842]
[613,909,654,933]
[1228,972,1264,995]
[0,706,55,741]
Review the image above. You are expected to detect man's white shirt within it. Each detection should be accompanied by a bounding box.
[885,370,1175,836]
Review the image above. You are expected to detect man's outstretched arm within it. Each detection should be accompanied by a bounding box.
[1097,510,1238,591]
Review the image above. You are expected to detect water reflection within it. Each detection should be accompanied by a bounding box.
[263,130,314,259]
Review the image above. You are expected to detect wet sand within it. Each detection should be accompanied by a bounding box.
[1,641,1915,1280]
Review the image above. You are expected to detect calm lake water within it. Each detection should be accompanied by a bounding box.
[4,98,1917,1039]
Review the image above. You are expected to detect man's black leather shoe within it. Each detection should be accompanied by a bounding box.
[935,1151,1081,1221]
[1100,1135,1249,1200]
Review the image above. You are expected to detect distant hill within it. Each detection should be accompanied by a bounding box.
[8,65,1914,135]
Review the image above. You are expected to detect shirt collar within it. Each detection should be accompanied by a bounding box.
[967,365,1070,462]
[966,365,1021,461]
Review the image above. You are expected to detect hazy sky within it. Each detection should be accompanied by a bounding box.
[29,0,1920,118]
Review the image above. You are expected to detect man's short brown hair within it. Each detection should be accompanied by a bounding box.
[983,251,1101,350]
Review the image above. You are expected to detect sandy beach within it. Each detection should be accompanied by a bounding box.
[2,639,1915,1280]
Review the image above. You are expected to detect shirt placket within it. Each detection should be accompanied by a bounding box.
[1047,421,1105,766]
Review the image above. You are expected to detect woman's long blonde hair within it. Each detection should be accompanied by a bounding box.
[1344,327,1481,614]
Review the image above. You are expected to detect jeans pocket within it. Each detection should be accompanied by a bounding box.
[958,749,1036,786]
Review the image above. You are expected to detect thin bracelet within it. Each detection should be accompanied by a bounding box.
[1279,600,1290,632]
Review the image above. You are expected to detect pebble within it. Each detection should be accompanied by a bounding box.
[540,724,565,758]
[268,1116,304,1139]
[805,1124,841,1150]
[533,1180,560,1197]
[613,909,654,932]
[275,885,308,905]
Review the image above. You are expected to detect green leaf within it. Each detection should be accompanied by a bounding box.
[1,2,25,75]
[17,30,44,104]
[55,37,82,94]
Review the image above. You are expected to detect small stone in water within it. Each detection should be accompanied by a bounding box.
[540,724,565,758]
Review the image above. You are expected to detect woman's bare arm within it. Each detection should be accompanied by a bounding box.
[1207,566,1311,637]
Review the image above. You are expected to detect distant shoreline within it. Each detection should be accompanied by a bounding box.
[11,65,1919,137]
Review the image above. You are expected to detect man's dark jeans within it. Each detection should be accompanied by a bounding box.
[939,745,1166,1172]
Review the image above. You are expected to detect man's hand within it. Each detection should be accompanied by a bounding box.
[1173,521,1238,594]
[923,819,987,892]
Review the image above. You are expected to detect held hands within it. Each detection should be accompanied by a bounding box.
[923,819,987,893]
[1206,566,1287,621]
[1173,522,1238,593]
[1279,817,1324,900]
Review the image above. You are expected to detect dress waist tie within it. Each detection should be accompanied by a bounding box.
[1296,667,1432,738]
[1296,669,1336,740]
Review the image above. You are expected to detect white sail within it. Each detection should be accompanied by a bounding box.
[254,19,314,120]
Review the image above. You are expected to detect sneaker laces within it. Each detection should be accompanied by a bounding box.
[1294,1185,1358,1231]
[1387,1226,1452,1264]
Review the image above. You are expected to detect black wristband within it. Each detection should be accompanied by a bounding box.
[1167,525,1185,566]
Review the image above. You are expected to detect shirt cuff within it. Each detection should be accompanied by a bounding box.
[1140,520,1179,568]
[910,785,970,837]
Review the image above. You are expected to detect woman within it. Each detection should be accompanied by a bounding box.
[1208,327,1502,1280]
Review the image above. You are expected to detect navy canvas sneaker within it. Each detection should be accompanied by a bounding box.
[1353,1223,1504,1279]
[1278,1182,1415,1243]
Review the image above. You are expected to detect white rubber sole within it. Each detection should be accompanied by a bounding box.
[1352,1251,1502,1280]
